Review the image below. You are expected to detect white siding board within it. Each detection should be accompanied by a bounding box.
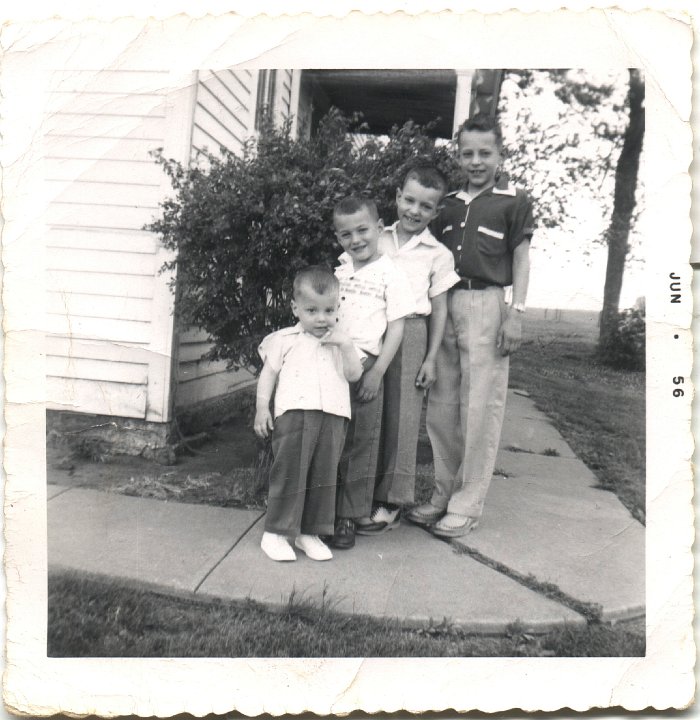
[191,113,244,155]
[178,358,230,382]
[47,203,160,230]
[47,270,155,299]
[177,341,213,363]
[47,247,156,276]
[47,376,147,417]
[46,179,163,208]
[47,292,153,322]
[47,315,151,344]
[48,355,148,385]
[47,336,150,363]
[230,70,252,95]
[179,327,211,344]
[202,75,249,131]
[47,91,166,118]
[50,69,171,94]
[45,158,163,187]
[45,135,161,162]
[175,369,254,408]
[45,113,165,141]
[47,227,157,254]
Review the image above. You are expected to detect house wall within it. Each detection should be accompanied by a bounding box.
[44,68,196,423]
[44,67,300,425]
[174,69,300,412]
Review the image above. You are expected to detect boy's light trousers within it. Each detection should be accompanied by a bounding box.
[426,286,509,519]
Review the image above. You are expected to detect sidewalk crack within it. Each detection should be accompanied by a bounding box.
[193,512,265,594]
[446,539,604,623]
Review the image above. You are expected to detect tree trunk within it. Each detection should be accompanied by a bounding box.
[599,69,645,347]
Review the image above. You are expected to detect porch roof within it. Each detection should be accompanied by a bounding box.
[302,69,457,138]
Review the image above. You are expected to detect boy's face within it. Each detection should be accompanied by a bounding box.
[457,129,502,192]
[334,208,382,269]
[291,284,339,338]
[395,178,442,237]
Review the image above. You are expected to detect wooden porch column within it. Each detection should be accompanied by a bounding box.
[452,70,474,135]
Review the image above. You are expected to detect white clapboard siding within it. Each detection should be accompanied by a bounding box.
[47,336,151,364]
[176,366,255,409]
[46,91,167,118]
[47,203,160,231]
[280,70,293,117]
[45,135,161,163]
[47,269,155,299]
[46,179,164,209]
[47,315,151,344]
[48,355,148,385]
[45,158,164,187]
[178,357,230,383]
[50,69,172,95]
[47,247,157,276]
[47,292,153,322]
[47,227,157,255]
[47,376,148,417]
[44,113,165,141]
[190,69,253,158]
[44,68,178,421]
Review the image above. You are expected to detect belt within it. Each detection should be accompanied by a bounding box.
[453,277,498,291]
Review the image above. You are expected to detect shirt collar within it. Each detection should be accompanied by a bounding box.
[453,176,516,202]
[387,221,439,247]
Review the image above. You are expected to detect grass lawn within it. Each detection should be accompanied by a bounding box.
[508,311,645,523]
[48,573,645,658]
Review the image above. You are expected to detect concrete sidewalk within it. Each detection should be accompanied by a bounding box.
[48,390,644,633]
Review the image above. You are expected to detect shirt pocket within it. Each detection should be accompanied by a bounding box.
[476,225,507,257]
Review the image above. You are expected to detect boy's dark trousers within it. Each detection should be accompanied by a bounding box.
[265,409,347,537]
[336,355,383,519]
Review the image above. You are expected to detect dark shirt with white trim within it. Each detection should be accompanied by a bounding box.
[433,176,535,288]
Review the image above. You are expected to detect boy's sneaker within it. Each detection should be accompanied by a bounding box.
[330,518,356,549]
[405,502,446,527]
[261,531,296,562]
[356,503,400,535]
[294,534,333,561]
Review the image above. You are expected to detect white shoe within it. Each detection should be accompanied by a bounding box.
[261,532,296,561]
[294,534,333,561]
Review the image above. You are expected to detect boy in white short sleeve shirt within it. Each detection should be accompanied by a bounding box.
[254,266,363,562]
[359,164,459,536]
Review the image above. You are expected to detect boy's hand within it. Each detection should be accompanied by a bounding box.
[497,313,523,356]
[319,327,352,348]
[357,366,382,402]
[253,408,274,438]
[415,358,437,389]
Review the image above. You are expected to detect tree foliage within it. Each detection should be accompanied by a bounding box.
[498,69,632,235]
[148,110,455,372]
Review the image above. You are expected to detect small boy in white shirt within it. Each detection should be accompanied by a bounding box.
[358,164,460,535]
[331,196,415,549]
[254,265,363,562]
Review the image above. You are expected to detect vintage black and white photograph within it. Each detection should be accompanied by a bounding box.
[2,7,693,717]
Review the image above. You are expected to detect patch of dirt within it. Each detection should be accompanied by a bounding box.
[47,415,269,509]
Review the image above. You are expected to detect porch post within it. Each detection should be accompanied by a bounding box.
[452,70,474,136]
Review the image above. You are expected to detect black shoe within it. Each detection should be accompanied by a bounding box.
[331,518,356,549]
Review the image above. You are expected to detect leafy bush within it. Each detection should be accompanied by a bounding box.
[598,305,645,371]
[148,110,456,372]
